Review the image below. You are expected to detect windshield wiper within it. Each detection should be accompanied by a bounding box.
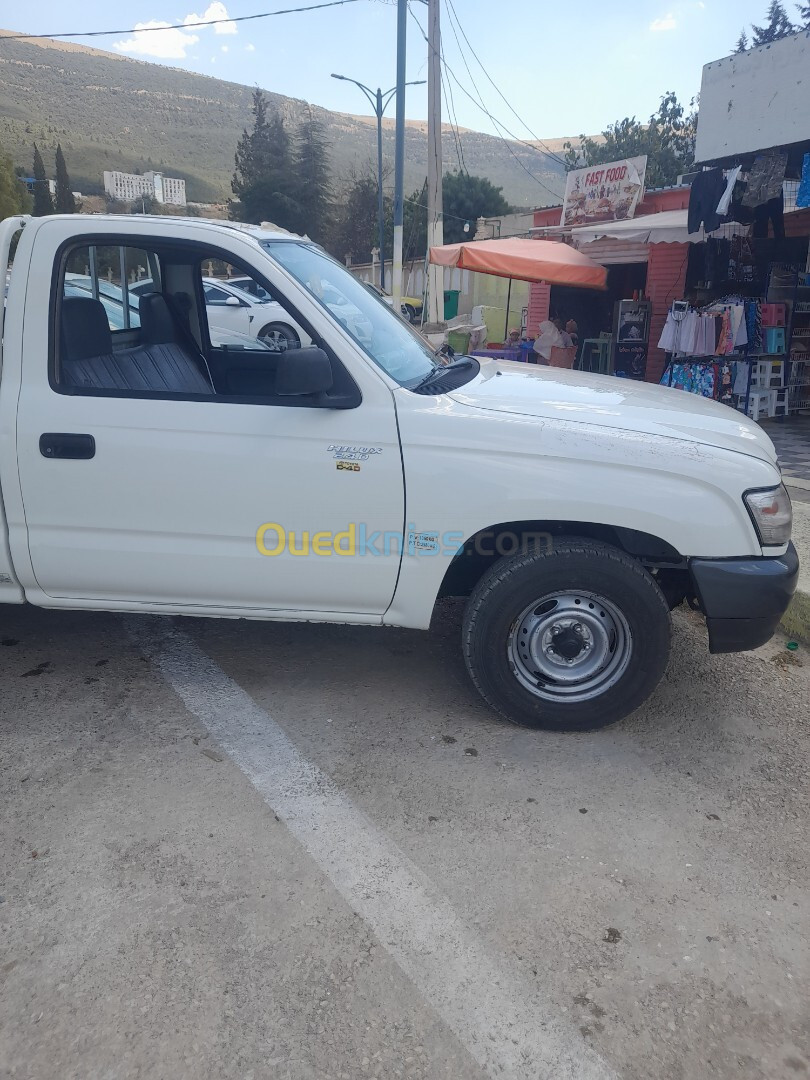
[411,356,478,392]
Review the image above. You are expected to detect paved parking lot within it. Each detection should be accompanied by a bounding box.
[1,601,809,1080]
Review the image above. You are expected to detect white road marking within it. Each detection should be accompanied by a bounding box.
[128,617,616,1080]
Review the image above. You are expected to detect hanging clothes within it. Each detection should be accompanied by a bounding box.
[716,165,742,216]
[688,168,726,234]
[658,309,688,352]
[745,300,762,354]
[731,305,748,349]
[715,308,735,356]
[752,192,785,240]
[728,234,756,283]
[741,151,787,208]
[798,152,810,210]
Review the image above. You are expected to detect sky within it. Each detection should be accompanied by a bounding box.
[2,0,796,140]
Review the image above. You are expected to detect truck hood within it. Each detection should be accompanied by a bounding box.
[448,358,779,466]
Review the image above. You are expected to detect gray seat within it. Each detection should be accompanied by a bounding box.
[128,291,213,394]
[59,294,214,395]
[60,297,130,390]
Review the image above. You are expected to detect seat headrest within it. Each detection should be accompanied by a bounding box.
[138,291,177,345]
[60,297,112,362]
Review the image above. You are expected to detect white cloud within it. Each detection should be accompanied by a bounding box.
[221,44,229,52]
[650,12,677,30]
[245,43,256,52]
[114,3,237,59]
[114,22,200,59]
[185,2,238,35]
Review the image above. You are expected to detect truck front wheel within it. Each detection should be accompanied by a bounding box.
[462,539,671,731]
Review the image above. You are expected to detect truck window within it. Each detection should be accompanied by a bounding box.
[50,238,358,408]
[63,244,154,332]
[262,240,440,387]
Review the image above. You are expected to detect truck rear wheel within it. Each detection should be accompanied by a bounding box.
[462,539,671,731]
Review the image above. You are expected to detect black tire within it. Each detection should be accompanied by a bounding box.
[404,304,419,324]
[462,538,671,732]
[258,322,300,351]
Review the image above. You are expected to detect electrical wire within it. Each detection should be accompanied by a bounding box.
[408,6,560,200]
[441,65,466,174]
[436,4,560,197]
[443,0,568,168]
[404,196,474,224]
[1,0,364,41]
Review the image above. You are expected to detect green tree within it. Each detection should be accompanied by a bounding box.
[328,163,388,265]
[796,1,810,26]
[54,143,76,213]
[230,88,299,229]
[563,91,697,189]
[31,143,54,216]
[0,151,31,218]
[442,172,511,245]
[293,108,331,241]
[751,0,795,44]
[400,172,512,258]
[734,28,749,51]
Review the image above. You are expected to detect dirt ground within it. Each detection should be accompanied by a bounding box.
[1,601,808,1080]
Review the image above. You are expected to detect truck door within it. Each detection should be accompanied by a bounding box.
[14,225,404,615]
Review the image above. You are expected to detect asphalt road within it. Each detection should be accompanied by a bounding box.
[1,601,808,1080]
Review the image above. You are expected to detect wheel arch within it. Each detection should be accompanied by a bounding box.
[437,519,689,606]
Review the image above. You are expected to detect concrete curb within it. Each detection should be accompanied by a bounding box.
[781,589,810,644]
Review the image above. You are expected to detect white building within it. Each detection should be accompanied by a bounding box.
[103,169,187,206]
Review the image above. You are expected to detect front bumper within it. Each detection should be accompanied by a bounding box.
[689,542,800,653]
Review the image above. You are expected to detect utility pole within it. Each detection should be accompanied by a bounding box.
[392,0,407,312]
[426,0,444,324]
[375,87,386,290]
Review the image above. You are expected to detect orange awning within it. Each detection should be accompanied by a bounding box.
[428,237,607,289]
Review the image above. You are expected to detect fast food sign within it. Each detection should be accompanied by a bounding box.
[562,155,647,227]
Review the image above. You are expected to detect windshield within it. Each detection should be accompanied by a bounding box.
[262,240,439,386]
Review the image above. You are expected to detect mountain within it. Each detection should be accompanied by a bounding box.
[0,31,569,207]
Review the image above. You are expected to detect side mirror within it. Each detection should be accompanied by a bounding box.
[275,347,334,397]
[225,295,243,307]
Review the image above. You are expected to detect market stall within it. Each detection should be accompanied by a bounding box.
[427,237,607,358]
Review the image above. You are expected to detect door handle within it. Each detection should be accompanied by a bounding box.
[39,433,96,460]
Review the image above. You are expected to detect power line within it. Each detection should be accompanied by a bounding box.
[408,3,465,174]
[443,0,568,168]
[437,4,560,197]
[1,0,364,41]
[408,6,560,200]
[441,77,465,173]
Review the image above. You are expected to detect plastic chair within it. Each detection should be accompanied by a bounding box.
[764,327,786,354]
[746,389,775,420]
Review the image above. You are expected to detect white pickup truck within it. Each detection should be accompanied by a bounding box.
[0,214,798,731]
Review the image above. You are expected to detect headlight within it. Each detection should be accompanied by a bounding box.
[744,484,792,546]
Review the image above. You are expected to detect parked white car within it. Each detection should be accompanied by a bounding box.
[202,277,307,352]
[226,274,373,346]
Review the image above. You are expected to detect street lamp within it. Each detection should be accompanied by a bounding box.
[331,72,425,291]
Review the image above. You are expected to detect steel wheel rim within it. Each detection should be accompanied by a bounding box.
[507,590,632,703]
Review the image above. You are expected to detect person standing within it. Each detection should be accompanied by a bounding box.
[531,318,563,365]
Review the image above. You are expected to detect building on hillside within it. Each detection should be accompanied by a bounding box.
[102,170,187,206]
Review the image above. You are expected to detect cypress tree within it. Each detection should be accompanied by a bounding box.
[31,144,54,216]
[54,144,76,213]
